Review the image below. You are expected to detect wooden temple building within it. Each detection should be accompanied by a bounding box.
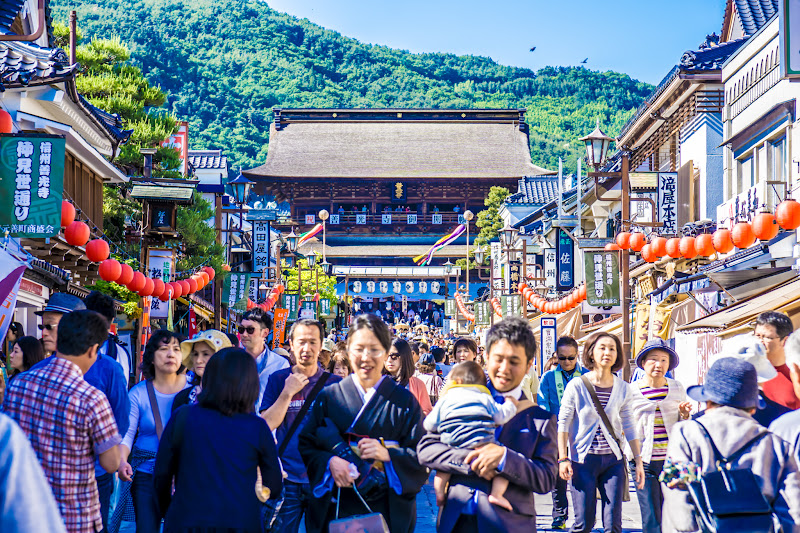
[243,108,552,275]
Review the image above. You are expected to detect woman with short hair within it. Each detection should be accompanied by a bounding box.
[384,338,433,415]
[452,337,478,364]
[557,332,645,533]
[154,347,283,531]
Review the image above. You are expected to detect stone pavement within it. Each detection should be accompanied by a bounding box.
[415,472,644,532]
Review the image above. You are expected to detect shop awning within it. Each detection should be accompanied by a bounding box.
[706,267,795,301]
[676,276,800,334]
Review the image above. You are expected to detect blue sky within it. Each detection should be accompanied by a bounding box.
[265,0,727,85]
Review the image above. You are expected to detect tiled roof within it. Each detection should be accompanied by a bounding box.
[0,0,25,34]
[188,150,228,170]
[735,0,778,36]
[77,94,133,143]
[0,40,77,88]
[506,176,560,205]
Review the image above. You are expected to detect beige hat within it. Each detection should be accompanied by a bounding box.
[181,330,233,369]
[322,338,336,352]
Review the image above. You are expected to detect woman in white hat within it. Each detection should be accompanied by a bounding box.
[172,330,232,412]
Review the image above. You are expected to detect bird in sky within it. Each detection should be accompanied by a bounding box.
[580,58,588,64]
[529,46,536,52]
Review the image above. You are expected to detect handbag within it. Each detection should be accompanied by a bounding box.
[687,421,774,533]
[580,375,631,502]
[328,485,389,533]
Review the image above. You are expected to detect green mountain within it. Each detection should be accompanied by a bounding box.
[51,0,652,174]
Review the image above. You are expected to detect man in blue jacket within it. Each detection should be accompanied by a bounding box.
[537,336,585,529]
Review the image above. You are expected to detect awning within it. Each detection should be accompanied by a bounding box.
[676,276,800,334]
[706,267,795,301]
[721,99,795,156]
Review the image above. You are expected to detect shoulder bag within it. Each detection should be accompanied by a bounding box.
[328,485,389,533]
[145,380,164,440]
[687,421,774,533]
[580,375,631,502]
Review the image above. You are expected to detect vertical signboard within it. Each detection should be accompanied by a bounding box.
[781,0,800,77]
[584,249,620,306]
[445,299,456,317]
[223,272,253,310]
[658,172,678,235]
[319,298,332,318]
[508,261,521,293]
[501,294,523,317]
[272,309,289,350]
[474,301,491,326]
[300,300,317,320]
[147,248,175,319]
[556,229,574,291]
[0,135,65,237]
[491,242,503,290]
[252,221,270,275]
[284,293,300,320]
[540,317,557,373]
[544,248,557,291]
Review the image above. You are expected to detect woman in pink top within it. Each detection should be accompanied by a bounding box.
[384,338,433,415]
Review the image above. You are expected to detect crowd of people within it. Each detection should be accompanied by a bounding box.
[2,292,800,533]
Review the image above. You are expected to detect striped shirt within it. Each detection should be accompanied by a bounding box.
[589,386,614,454]
[639,385,670,460]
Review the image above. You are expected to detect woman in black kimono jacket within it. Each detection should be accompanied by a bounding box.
[298,314,428,533]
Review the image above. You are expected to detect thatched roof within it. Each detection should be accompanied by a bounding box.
[245,109,553,179]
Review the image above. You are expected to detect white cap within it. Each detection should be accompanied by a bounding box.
[721,334,777,383]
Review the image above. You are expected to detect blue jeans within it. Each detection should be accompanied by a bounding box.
[631,459,664,533]
[132,472,161,533]
[570,453,626,533]
[275,480,311,533]
[552,475,569,520]
[96,472,114,533]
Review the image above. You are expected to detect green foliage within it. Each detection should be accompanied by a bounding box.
[476,187,511,247]
[52,0,651,175]
[281,259,337,302]
[173,192,226,274]
[87,275,142,319]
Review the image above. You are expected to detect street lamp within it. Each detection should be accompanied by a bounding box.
[228,173,254,206]
[307,249,318,269]
[443,259,454,276]
[580,119,614,171]
[320,260,332,275]
[318,209,329,265]
[463,209,474,298]
[287,228,298,253]
[500,224,517,248]
[258,282,268,301]
[474,246,486,266]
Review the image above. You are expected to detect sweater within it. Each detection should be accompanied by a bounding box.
[628,377,686,463]
[557,375,637,462]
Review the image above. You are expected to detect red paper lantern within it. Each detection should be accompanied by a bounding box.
[752,212,779,241]
[695,234,715,256]
[159,288,171,302]
[127,271,146,293]
[712,228,734,253]
[139,277,155,297]
[731,222,756,249]
[179,280,191,295]
[629,233,646,252]
[61,201,76,228]
[117,263,134,286]
[579,284,587,300]
[641,244,657,263]
[665,238,682,258]
[0,109,13,134]
[186,277,198,294]
[203,266,216,280]
[605,243,621,251]
[650,236,668,257]
[65,220,90,247]
[192,274,205,290]
[679,236,697,259]
[199,271,210,285]
[246,299,255,310]
[616,232,632,250]
[85,239,110,263]
[518,282,528,293]
[169,282,183,299]
[98,259,122,282]
[776,199,800,230]
[151,279,166,299]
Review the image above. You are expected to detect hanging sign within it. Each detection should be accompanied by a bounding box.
[540,317,557,373]
[284,293,300,320]
[507,261,522,293]
[382,214,392,225]
[305,214,315,224]
[491,242,503,290]
[319,298,332,318]
[658,172,678,235]
[474,301,491,325]
[148,248,175,319]
[407,214,417,224]
[402,294,408,314]
[272,308,289,349]
[584,249,620,306]
[501,294,523,317]
[252,221,270,274]
[0,135,65,237]
[556,229,574,291]
[330,214,339,224]
[432,214,442,225]
[300,300,317,320]
[188,307,198,338]
[445,299,456,317]
[356,214,366,225]
[544,248,557,291]
[223,272,253,310]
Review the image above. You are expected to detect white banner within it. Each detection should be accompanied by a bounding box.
[544,248,557,292]
[148,248,174,319]
[491,242,502,290]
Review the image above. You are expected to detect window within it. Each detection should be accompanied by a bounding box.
[768,137,787,209]
[737,155,754,193]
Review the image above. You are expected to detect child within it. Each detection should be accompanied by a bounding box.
[423,361,534,511]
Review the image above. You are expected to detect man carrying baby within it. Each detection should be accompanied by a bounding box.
[418,316,558,533]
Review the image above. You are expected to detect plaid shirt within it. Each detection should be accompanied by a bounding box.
[3,356,121,533]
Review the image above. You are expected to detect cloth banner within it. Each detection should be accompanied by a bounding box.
[0,247,27,343]
[273,308,288,350]
[188,307,198,338]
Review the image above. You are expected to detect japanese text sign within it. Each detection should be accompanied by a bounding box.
[0,135,65,237]
[584,249,620,306]
[658,172,678,235]
[272,308,288,350]
[474,301,491,325]
[445,299,456,317]
[223,272,253,310]
[501,294,523,317]
[319,298,332,318]
[556,229,574,290]
[300,300,317,320]
[284,293,300,320]
[147,248,175,319]
[252,221,270,273]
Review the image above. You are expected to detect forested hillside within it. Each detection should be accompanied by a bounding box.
[52,0,652,173]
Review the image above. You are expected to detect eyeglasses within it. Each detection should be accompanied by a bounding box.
[38,324,57,331]
[558,356,576,361]
[238,326,257,334]
[388,352,401,360]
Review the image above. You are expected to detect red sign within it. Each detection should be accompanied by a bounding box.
[273,308,289,350]
[19,278,43,296]
[188,306,198,338]
[160,121,189,176]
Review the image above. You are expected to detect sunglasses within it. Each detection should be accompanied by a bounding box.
[38,324,57,331]
[237,326,257,334]
[388,353,401,360]
[558,356,576,361]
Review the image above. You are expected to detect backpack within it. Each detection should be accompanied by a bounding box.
[688,421,775,533]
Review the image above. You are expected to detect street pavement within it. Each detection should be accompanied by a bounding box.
[415,472,644,532]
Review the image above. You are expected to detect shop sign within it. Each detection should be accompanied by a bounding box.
[319,298,332,318]
[284,293,300,320]
[252,221,270,274]
[474,301,491,325]
[272,308,288,350]
[491,242,502,290]
[445,299,456,317]
[223,272,253,310]
[544,248,557,290]
[781,0,800,77]
[556,229,574,290]
[658,172,678,235]
[148,248,175,319]
[716,183,760,229]
[19,278,43,296]
[0,135,65,237]
[300,300,317,320]
[584,249,620,306]
[540,317,557,371]
[507,261,521,293]
[501,294,523,317]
